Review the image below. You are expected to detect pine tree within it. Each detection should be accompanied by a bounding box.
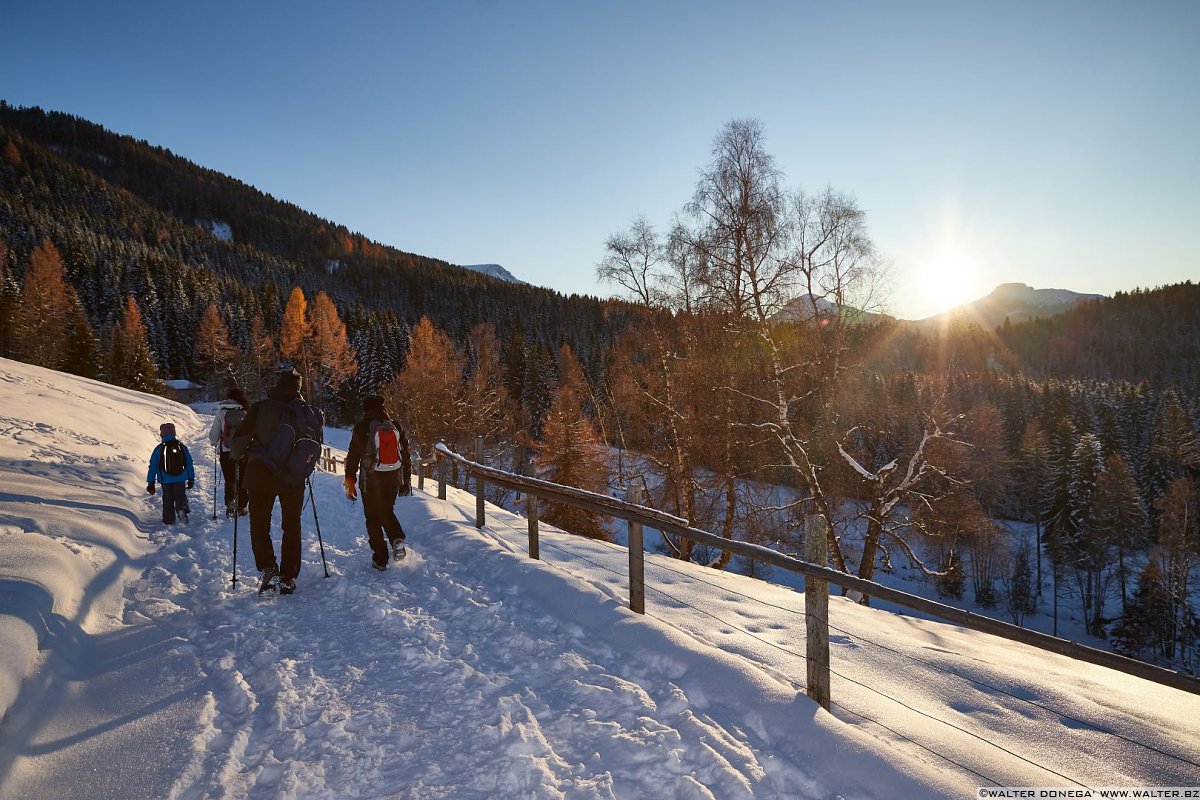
[390,316,464,458]
[1090,451,1147,615]
[535,345,611,540]
[278,285,310,375]
[308,291,357,412]
[1047,433,1111,635]
[246,317,277,397]
[1004,543,1035,626]
[0,235,17,358]
[1154,477,1200,659]
[1111,559,1173,659]
[62,313,102,379]
[462,323,522,456]
[12,238,73,369]
[1148,391,1200,501]
[194,303,238,393]
[107,296,164,394]
[1018,418,1052,590]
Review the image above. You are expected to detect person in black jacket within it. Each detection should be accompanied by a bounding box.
[230,368,308,594]
[343,394,410,570]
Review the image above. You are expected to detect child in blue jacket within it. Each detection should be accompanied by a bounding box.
[147,422,196,524]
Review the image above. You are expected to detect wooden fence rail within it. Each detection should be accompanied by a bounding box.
[431,441,1200,700]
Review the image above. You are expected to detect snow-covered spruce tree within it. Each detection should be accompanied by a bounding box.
[0,235,17,359]
[1017,418,1053,591]
[62,313,102,380]
[1147,391,1200,504]
[1154,476,1200,660]
[535,345,611,541]
[1046,433,1111,636]
[1089,451,1148,616]
[1003,542,1036,626]
[1111,558,1173,660]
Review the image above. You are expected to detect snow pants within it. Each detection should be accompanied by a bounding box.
[244,461,305,580]
[161,481,190,524]
[218,450,248,512]
[362,469,406,565]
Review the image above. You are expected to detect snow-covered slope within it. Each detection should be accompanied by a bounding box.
[1,357,1197,798]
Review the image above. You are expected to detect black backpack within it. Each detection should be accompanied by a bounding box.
[250,398,324,485]
[160,441,187,477]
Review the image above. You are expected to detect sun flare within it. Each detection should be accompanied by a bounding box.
[921,253,978,314]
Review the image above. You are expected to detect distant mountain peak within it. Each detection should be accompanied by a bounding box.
[461,263,527,285]
[917,282,1105,328]
[771,294,890,325]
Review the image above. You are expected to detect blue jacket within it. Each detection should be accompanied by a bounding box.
[147,435,196,485]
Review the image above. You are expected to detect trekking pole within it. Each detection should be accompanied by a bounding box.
[212,445,219,520]
[308,477,330,578]
[231,463,241,586]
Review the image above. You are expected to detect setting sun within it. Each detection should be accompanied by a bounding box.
[920,252,979,314]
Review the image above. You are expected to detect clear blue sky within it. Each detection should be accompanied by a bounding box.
[3,1,1197,319]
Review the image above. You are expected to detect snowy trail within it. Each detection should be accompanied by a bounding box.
[145,463,950,799]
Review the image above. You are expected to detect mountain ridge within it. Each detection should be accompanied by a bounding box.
[917,281,1105,328]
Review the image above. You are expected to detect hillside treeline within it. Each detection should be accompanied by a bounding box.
[0,102,630,422]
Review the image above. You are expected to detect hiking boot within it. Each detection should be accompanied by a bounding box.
[371,559,388,572]
[390,538,406,561]
[279,577,296,595]
[179,510,189,524]
[259,565,279,594]
[226,503,237,518]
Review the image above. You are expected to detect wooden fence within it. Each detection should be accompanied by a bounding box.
[429,440,1200,704]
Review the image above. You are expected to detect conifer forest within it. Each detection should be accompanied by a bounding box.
[2,103,1197,672]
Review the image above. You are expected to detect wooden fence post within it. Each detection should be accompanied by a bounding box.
[524,460,539,560]
[805,514,831,711]
[437,442,448,500]
[627,485,645,614]
[416,446,424,492]
[474,435,485,528]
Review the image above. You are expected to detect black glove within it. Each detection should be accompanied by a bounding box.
[146,483,156,495]
[187,479,194,490]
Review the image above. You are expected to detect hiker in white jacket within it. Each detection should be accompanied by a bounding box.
[209,386,250,517]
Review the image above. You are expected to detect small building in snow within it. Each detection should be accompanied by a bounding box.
[163,379,203,404]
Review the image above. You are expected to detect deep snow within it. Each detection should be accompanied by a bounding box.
[1,357,1198,799]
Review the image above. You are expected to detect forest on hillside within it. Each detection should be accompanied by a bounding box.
[0,102,631,417]
[2,105,1198,672]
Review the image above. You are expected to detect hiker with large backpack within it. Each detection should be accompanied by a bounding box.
[208,386,250,517]
[146,422,195,525]
[228,367,324,595]
[343,394,411,570]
